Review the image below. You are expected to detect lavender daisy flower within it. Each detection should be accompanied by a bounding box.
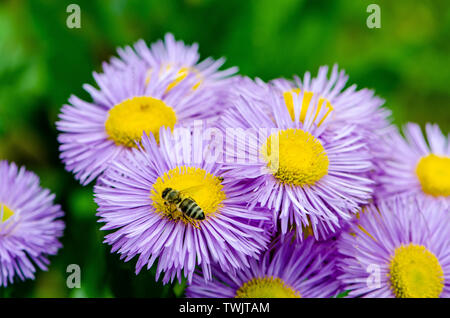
[186,232,340,298]
[94,127,271,284]
[0,161,64,287]
[113,33,239,123]
[337,198,450,298]
[57,53,227,185]
[220,80,374,240]
[110,33,238,92]
[374,122,449,209]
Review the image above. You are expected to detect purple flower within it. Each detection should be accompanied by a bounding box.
[337,197,450,298]
[0,161,64,287]
[186,232,341,298]
[57,33,238,186]
[57,46,233,185]
[220,78,374,240]
[94,127,272,284]
[374,122,449,209]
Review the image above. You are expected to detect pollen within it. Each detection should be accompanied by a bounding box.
[388,244,444,298]
[235,276,301,298]
[1,204,14,222]
[416,154,450,197]
[105,96,177,148]
[150,166,226,224]
[261,129,329,186]
[283,88,333,126]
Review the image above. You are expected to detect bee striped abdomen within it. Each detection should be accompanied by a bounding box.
[179,198,205,220]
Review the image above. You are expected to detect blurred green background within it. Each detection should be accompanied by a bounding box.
[0,0,448,297]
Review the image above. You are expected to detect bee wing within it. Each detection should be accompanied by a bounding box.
[178,184,205,197]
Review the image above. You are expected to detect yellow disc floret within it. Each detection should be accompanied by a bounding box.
[150,166,226,223]
[416,154,450,197]
[1,203,14,222]
[235,276,301,298]
[105,96,177,147]
[261,129,329,186]
[388,243,444,298]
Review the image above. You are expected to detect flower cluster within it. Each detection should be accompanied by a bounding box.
[4,33,446,298]
[57,33,449,297]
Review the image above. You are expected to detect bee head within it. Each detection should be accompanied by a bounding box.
[162,187,172,199]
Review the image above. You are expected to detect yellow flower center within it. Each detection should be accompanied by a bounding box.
[283,88,333,126]
[389,244,444,298]
[235,276,301,298]
[150,166,226,224]
[105,96,177,147]
[416,154,450,197]
[1,203,14,222]
[261,129,329,186]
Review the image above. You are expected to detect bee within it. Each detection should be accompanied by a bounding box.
[161,177,224,227]
[162,187,205,222]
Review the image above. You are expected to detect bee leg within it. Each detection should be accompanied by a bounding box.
[163,203,177,221]
[171,207,179,220]
[190,218,202,230]
[182,214,201,229]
